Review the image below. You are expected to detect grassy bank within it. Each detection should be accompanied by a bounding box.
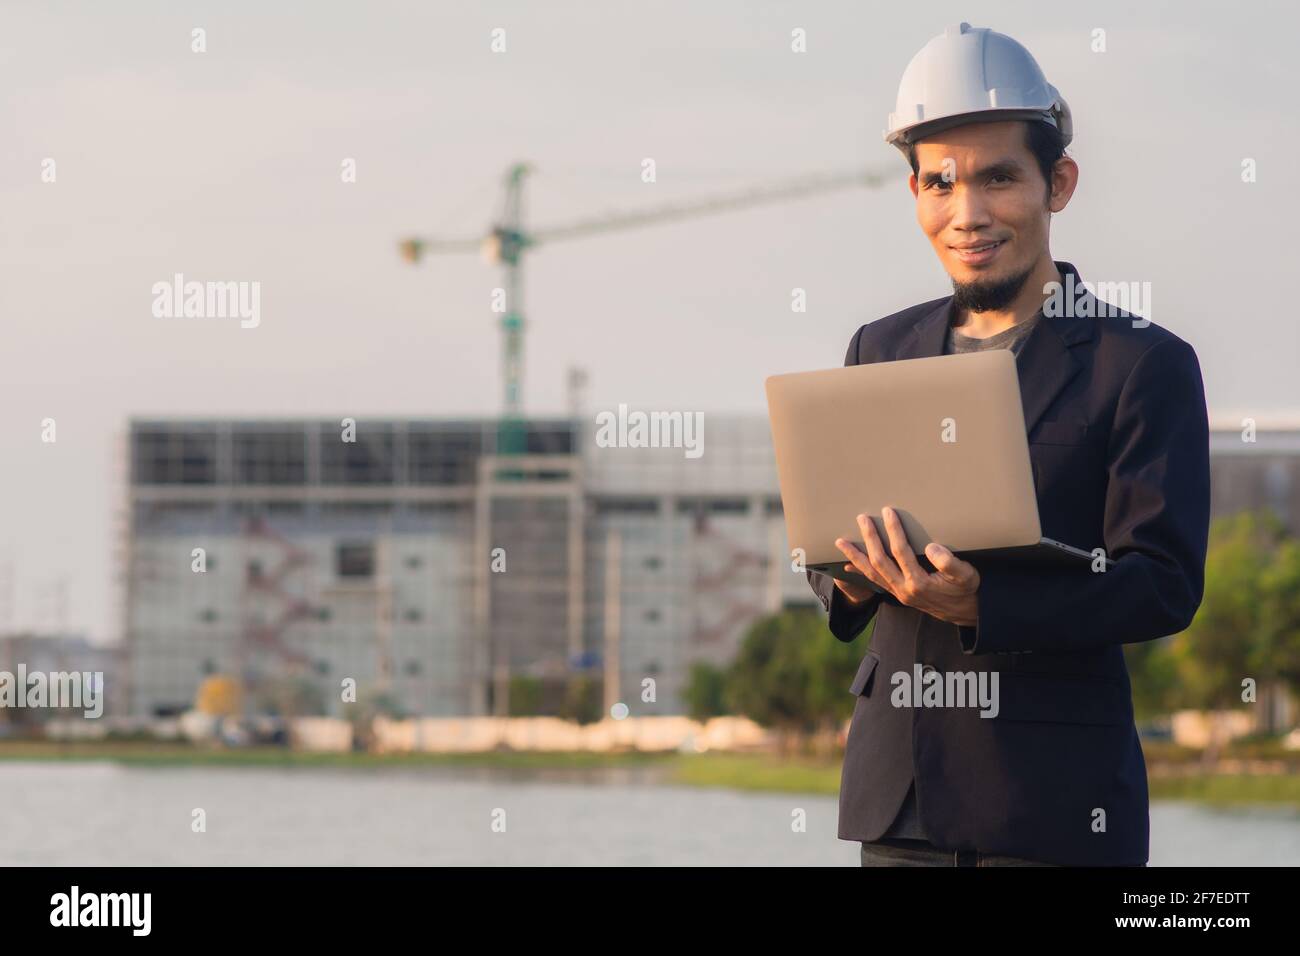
[669,753,1300,808]
[668,752,841,795]
[1146,773,1300,807]
[1,741,1295,808]
[0,740,670,771]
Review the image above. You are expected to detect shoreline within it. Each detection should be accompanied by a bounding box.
[0,742,1296,809]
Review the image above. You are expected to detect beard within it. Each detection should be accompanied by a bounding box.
[951,263,1035,313]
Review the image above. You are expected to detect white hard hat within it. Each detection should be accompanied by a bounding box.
[884,22,1072,151]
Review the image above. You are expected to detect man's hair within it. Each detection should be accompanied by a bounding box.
[905,120,1067,201]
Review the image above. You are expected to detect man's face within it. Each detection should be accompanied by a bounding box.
[908,121,1070,289]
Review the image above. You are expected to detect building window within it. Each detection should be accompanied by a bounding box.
[319,424,396,485]
[404,608,422,623]
[131,426,219,485]
[677,497,749,516]
[412,501,470,514]
[199,608,219,623]
[594,497,660,516]
[233,428,308,485]
[408,425,482,485]
[336,541,375,578]
[321,501,393,515]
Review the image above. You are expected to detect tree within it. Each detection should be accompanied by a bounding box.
[1171,511,1286,760]
[682,662,727,723]
[724,607,865,750]
[253,676,330,718]
[507,676,544,716]
[559,675,603,725]
[1171,512,1281,708]
[1258,537,1300,730]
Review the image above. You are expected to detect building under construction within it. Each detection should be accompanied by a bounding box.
[122,414,1300,719]
[122,415,803,719]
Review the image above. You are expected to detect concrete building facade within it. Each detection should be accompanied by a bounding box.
[123,416,802,718]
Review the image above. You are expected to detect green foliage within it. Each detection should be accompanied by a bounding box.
[1170,511,1288,710]
[723,607,867,734]
[559,675,603,725]
[682,662,727,723]
[1124,636,1181,720]
[1260,538,1300,686]
[507,676,544,717]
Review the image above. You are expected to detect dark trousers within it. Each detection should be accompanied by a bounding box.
[860,838,1059,867]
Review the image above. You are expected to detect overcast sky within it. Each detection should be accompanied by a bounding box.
[2,0,1296,641]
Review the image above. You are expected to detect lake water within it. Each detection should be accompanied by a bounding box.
[0,763,1295,866]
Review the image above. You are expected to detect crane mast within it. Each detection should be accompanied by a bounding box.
[400,162,891,455]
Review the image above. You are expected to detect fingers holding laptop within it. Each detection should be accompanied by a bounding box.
[834,506,980,627]
[829,556,885,606]
[830,515,891,604]
[848,513,905,590]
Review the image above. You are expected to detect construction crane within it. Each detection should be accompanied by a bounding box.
[399,162,892,453]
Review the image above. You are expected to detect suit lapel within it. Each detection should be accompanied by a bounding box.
[891,262,1094,436]
[893,300,952,362]
[1014,316,1087,436]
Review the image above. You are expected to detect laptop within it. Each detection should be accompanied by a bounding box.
[764,349,1112,586]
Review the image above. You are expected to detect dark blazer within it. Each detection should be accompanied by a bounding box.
[807,260,1210,866]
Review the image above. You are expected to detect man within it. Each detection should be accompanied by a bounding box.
[806,23,1210,866]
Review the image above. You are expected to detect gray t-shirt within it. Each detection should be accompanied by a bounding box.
[874,312,1040,844]
[945,314,1039,355]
